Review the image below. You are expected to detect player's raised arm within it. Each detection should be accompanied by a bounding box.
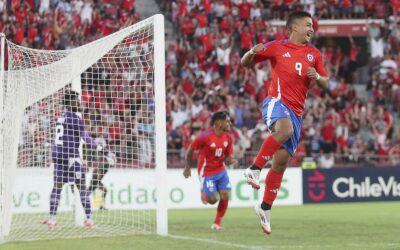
[183,145,194,178]
[240,43,265,68]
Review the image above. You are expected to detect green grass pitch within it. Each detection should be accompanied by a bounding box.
[2,202,400,250]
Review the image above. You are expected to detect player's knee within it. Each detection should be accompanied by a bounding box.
[273,162,288,173]
[208,197,218,204]
[220,195,229,201]
[219,191,229,201]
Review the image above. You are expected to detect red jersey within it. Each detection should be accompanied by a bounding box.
[191,128,233,177]
[254,40,327,116]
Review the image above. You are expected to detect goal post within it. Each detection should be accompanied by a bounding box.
[0,32,6,244]
[0,14,167,243]
[153,14,168,236]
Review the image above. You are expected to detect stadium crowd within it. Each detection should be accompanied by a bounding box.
[160,0,400,167]
[3,0,399,168]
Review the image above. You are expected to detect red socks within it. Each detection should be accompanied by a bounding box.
[214,199,228,225]
[263,168,284,206]
[253,136,282,169]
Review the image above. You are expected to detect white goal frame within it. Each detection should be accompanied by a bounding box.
[0,14,167,243]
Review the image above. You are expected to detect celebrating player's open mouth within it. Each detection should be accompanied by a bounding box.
[306,31,313,41]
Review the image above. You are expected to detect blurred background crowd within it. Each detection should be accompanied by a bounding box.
[2,0,399,169]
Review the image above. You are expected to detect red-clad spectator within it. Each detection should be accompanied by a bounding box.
[321,118,335,153]
[14,6,28,25]
[72,11,81,28]
[365,1,375,16]
[82,89,94,108]
[197,10,208,28]
[194,44,208,65]
[257,30,269,44]
[251,17,266,32]
[219,16,231,35]
[122,0,134,12]
[342,0,352,17]
[181,17,195,36]
[13,23,25,44]
[383,108,393,130]
[202,0,212,13]
[182,78,194,95]
[243,81,257,99]
[198,31,214,52]
[178,0,188,17]
[238,2,252,22]
[10,0,20,10]
[273,26,286,40]
[27,25,38,44]
[240,26,254,54]
[109,122,121,144]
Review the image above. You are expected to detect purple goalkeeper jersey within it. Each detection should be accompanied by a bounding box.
[52,111,97,159]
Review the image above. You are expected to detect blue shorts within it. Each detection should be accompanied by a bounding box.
[200,170,231,197]
[53,157,85,183]
[261,98,302,156]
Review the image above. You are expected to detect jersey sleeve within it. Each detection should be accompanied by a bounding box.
[191,134,206,150]
[253,41,276,63]
[315,51,328,77]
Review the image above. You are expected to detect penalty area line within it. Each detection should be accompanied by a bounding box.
[168,234,266,250]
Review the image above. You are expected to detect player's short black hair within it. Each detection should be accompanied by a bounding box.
[63,90,80,106]
[286,11,312,32]
[211,111,230,126]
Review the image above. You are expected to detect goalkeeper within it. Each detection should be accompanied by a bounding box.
[43,90,116,229]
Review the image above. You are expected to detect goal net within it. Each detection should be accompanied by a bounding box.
[0,14,167,242]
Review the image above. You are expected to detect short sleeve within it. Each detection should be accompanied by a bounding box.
[253,41,277,63]
[191,134,206,150]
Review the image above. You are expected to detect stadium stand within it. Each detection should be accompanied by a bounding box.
[1,0,399,168]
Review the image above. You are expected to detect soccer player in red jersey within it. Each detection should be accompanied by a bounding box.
[241,11,329,234]
[183,111,238,230]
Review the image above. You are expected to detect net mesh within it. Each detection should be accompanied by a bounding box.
[1,16,160,241]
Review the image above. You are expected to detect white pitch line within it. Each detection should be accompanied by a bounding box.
[168,234,267,250]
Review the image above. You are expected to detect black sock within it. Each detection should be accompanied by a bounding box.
[261,202,271,210]
[250,164,260,170]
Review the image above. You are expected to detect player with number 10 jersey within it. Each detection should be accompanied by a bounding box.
[183,111,237,231]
